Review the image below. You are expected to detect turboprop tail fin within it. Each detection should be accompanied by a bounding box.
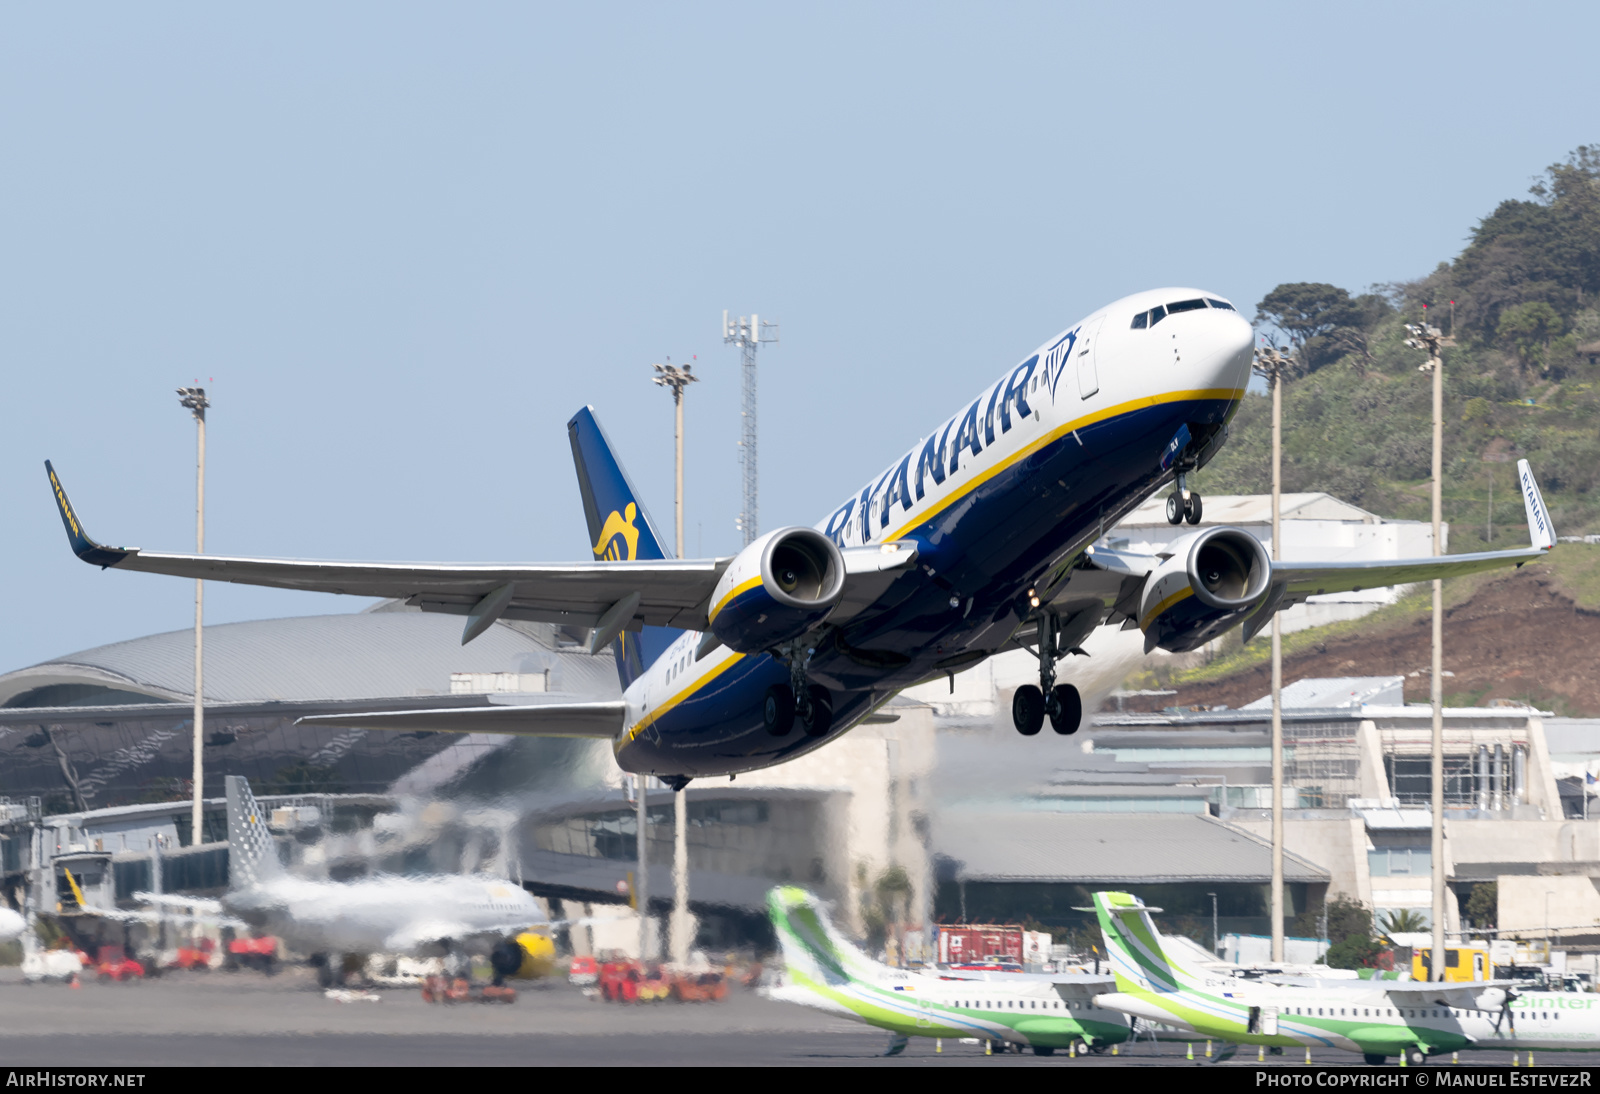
[225,776,285,888]
[1092,890,1197,995]
[767,886,887,989]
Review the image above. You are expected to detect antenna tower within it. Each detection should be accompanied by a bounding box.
[723,310,778,546]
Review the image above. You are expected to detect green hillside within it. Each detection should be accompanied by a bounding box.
[1195,145,1600,544]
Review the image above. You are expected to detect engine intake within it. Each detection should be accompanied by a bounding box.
[708,527,846,653]
[1138,527,1272,653]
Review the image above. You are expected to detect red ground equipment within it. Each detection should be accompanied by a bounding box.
[227,935,278,972]
[600,960,642,1003]
[671,971,728,1002]
[95,945,145,982]
[936,924,1024,966]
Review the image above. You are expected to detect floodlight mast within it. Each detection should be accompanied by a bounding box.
[1252,344,1292,963]
[652,358,699,966]
[177,386,210,846]
[723,311,778,547]
[1404,317,1454,980]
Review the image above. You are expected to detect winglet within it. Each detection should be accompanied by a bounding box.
[1517,459,1556,552]
[44,461,133,568]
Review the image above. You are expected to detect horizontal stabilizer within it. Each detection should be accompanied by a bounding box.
[296,700,626,738]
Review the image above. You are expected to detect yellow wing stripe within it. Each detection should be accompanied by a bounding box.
[884,387,1244,544]
[708,574,763,625]
[1139,585,1193,632]
[617,648,749,751]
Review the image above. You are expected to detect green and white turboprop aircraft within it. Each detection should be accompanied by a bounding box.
[765,886,1129,1056]
[1087,891,1596,1066]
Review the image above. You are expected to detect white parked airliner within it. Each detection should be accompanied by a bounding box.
[140,777,546,986]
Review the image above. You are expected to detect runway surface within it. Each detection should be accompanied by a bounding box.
[3,968,1597,1067]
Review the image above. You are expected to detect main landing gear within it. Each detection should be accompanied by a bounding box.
[764,641,833,739]
[1165,470,1203,525]
[1012,611,1083,736]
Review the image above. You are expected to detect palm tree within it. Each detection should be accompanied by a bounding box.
[1379,909,1428,936]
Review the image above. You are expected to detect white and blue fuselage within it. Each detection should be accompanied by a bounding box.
[617,289,1254,777]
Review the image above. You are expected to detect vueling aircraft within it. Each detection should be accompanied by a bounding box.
[766,886,1128,1056]
[139,777,550,987]
[45,288,1558,786]
[1090,891,1600,1065]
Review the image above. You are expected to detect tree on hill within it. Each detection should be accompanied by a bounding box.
[1254,282,1392,374]
[1405,145,1600,341]
[1497,300,1564,374]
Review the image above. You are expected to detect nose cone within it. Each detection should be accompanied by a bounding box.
[1190,310,1255,392]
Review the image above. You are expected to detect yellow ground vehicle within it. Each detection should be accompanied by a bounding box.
[1412,945,1491,982]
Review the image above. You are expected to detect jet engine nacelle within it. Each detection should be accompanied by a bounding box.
[1138,527,1273,653]
[708,527,846,653]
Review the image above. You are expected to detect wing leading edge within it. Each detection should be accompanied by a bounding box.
[46,461,923,646]
[46,460,727,638]
[1070,459,1556,642]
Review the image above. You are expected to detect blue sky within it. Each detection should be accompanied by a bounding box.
[3,2,1596,673]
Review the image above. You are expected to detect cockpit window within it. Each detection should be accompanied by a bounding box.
[1147,304,1167,327]
[1206,298,1235,311]
[1130,311,1148,329]
[1166,298,1208,314]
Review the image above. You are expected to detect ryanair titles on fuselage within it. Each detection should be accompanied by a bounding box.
[821,328,1077,549]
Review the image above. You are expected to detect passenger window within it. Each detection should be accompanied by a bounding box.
[1205,298,1235,311]
[1131,311,1148,329]
[1166,298,1208,314]
[1148,305,1167,327]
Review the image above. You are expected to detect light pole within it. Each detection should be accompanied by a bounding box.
[177,386,209,845]
[653,359,699,967]
[1253,344,1292,962]
[1404,317,1454,979]
[1209,891,1219,956]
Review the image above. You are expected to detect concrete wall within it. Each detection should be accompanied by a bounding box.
[1448,820,1594,865]
[1231,816,1368,904]
[1498,875,1600,939]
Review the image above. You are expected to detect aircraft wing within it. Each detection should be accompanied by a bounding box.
[1062,459,1556,643]
[48,461,725,643]
[296,700,626,737]
[1264,976,1518,1012]
[48,462,919,647]
[1241,459,1556,640]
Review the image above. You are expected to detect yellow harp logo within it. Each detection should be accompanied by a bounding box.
[593,502,641,562]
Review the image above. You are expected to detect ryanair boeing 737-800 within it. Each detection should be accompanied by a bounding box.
[46,288,1557,787]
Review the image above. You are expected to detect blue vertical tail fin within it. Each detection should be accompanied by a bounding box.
[567,406,681,687]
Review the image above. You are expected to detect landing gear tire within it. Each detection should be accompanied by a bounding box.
[1405,1049,1426,1066]
[1363,1054,1387,1066]
[1012,685,1044,735]
[1074,1039,1093,1056]
[1165,493,1183,525]
[800,686,833,738]
[1048,684,1082,735]
[489,940,522,988]
[1184,492,1203,525]
[764,685,795,736]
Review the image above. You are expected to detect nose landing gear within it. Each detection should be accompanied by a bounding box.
[1165,471,1203,525]
[1011,610,1086,736]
